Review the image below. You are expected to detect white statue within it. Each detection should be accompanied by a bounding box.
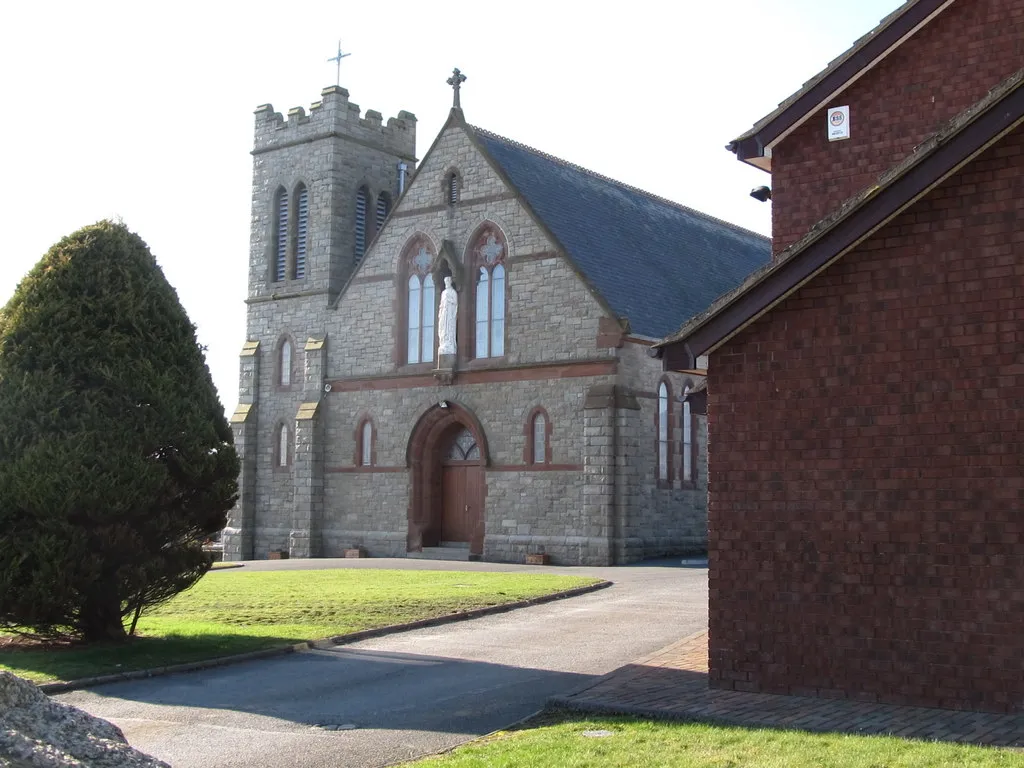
[438,276,458,355]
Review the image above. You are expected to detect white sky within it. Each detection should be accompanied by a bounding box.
[1,0,903,413]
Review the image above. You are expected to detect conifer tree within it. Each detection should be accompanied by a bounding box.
[0,221,238,642]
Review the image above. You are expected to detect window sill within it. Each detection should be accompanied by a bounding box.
[396,361,438,375]
[461,355,508,370]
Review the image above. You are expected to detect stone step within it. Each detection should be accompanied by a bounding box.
[407,545,471,561]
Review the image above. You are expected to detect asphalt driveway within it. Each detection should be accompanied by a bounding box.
[56,557,708,768]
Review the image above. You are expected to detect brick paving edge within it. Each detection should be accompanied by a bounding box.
[37,580,612,695]
[546,629,708,703]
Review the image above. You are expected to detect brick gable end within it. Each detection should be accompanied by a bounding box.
[709,124,1024,712]
[771,0,1024,256]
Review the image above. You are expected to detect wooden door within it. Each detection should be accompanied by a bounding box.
[441,428,483,549]
[441,466,473,543]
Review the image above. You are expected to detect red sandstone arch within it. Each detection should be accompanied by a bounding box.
[406,402,489,556]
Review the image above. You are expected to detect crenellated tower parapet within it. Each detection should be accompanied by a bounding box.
[247,85,417,305]
[253,86,416,161]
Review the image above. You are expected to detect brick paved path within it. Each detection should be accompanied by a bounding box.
[550,631,1024,748]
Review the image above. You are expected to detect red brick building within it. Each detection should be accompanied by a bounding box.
[657,0,1024,712]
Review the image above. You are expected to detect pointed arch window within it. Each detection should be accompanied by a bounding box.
[404,239,436,364]
[279,338,293,388]
[657,381,670,483]
[682,384,693,483]
[472,226,507,359]
[273,187,288,282]
[355,185,369,264]
[524,407,551,465]
[357,418,375,467]
[375,193,391,236]
[293,183,308,280]
[276,423,291,468]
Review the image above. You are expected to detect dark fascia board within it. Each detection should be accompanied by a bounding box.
[730,0,949,166]
[664,77,1024,372]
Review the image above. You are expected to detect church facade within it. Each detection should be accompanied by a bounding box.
[223,79,769,566]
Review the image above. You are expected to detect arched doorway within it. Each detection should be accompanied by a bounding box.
[407,403,488,557]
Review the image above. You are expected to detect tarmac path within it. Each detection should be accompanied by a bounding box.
[56,557,707,768]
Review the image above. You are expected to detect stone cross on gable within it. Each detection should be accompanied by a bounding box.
[447,68,467,109]
[328,41,351,86]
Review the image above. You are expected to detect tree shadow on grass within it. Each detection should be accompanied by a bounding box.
[0,633,299,684]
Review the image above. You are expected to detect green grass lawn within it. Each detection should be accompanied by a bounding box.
[407,713,1024,767]
[0,569,599,684]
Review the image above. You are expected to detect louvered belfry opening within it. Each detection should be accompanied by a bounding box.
[448,173,458,204]
[354,186,369,263]
[274,188,288,282]
[376,193,391,235]
[294,184,308,279]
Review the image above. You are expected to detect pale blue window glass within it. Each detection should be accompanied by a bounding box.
[491,264,505,357]
[682,388,693,482]
[361,421,373,466]
[476,268,490,358]
[407,276,421,364]
[422,274,435,363]
[532,412,546,464]
[658,383,669,481]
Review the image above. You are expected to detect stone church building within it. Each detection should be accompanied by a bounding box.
[223,76,769,565]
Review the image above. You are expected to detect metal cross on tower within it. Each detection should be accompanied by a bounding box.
[447,68,467,109]
[328,42,351,86]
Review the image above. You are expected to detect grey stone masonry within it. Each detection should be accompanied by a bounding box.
[223,341,259,561]
[229,88,711,566]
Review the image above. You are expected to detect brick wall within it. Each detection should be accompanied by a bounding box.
[771,0,1024,255]
[708,125,1024,712]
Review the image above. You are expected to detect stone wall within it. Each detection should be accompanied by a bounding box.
[614,340,708,561]
[229,95,714,566]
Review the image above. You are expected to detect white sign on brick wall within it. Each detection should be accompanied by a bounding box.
[828,105,851,142]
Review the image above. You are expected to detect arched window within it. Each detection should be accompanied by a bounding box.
[471,226,507,358]
[682,384,693,483]
[293,183,308,280]
[354,185,369,264]
[404,239,436,364]
[277,424,291,468]
[357,418,375,467]
[273,187,288,282]
[279,338,293,388]
[446,171,460,205]
[525,407,550,465]
[375,193,391,235]
[658,381,670,483]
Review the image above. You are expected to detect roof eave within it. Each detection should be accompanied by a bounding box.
[665,74,1024,372]
[729,0,953,170]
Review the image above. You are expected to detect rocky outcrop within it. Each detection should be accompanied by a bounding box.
[0,671,169,767]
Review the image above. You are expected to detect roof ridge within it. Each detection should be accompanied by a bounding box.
[469,124,770,243]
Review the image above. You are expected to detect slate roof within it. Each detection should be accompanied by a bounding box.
[469,127,771,339]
